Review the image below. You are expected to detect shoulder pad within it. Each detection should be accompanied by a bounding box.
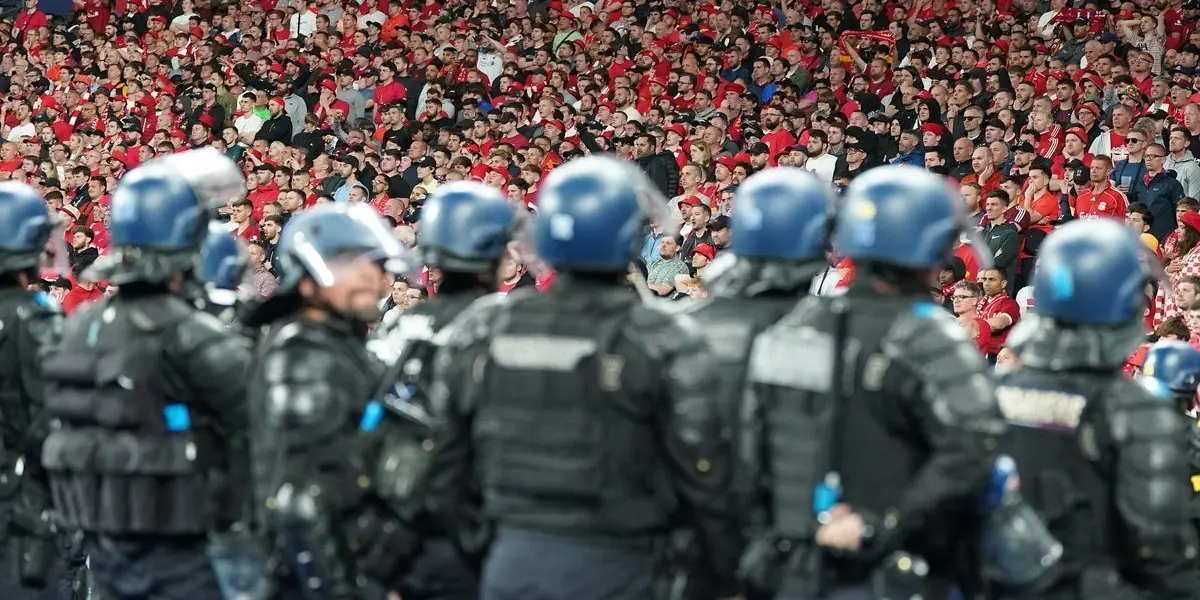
[627,301,703,362]
[128,295,196,332]
[170,309,241,351]
[883,300,1004,433]
[261,335,349,386]
[430,292,507,349]
[1106,377,1188,443]
[11,294,63,352]
[258,336,356,434]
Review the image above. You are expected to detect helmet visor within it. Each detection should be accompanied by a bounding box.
[292,203,419,288]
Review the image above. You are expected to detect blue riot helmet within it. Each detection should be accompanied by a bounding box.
[272,203,417,321]
[0,181,59,275]
[835,165,991,272]
[98,149,245,285]
[1008,219,1161,370]
[417,181,520,272]
[197,223,250,292]
[1138,340,1200,412]
[156,146,248,210]
[1031,219,1152,326]
[534,155,677,272]
[703,167,834,297]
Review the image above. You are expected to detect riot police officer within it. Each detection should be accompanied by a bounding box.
[40,156,253,600]
[666,167,833,600]
[738,165,1016,600]
[367,181,520,600]
[1136,340,1200,537]
[245,202,420,600]
[194,223,251,326]
[999,220,1200,599]
[0,182,87,600]
[424,155,743,600]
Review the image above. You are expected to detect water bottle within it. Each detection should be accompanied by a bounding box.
[983,455,1020,514]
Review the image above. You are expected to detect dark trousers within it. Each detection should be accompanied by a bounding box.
[482,528,655,600]
[86,535,222,600]
[398,538,478,600]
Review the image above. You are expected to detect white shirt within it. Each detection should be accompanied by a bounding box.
[806,153,838,184]
[234,113,264,138]
[1014,286,1034,316]
[810,267,847,296]
[7,122,35,142]
[288,11,317,38]
[357,10,386,28]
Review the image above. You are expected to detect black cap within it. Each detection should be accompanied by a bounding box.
[985,118,1006,130]
[416,156,436,169]
[846,140,870,152]
[747,142,770,155]
[1014,141,1036,153]
[710,215,731,231]
[1063,158,1087,170]
[1073,16,1089,25]
[867,111,890,124]
[789,144,810,154]
[695,35,714,46]
[336,155,360,170]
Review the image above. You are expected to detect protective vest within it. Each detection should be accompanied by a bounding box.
[995,368,1115,588]
[689,296,795,427]
[473,294,675,537]
[41,296,210,535]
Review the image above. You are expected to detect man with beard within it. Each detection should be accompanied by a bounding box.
[255,97,293,145]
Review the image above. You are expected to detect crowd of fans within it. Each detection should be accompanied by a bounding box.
[13,0,1200,358]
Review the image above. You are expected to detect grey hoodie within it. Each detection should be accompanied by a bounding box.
[1165,150,1200,199]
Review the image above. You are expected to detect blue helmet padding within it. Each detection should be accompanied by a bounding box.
[108,162,205,250]
[533,155,658,271]
[732,167,832,262]
[197,224,248,291]
[835,165,961,269]
[1142,340,1200,393]
[1032,219,1149,326]
[417,182,516,270]
[0,181,51,254]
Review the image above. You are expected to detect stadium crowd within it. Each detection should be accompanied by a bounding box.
[10,0,1200,359]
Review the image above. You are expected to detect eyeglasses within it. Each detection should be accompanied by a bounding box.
[1147,153,1166,159]
[1128,138,1144,144]
[952,294,978,300]
[964,115,982,120]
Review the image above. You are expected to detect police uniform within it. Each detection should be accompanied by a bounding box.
[366,181,523,600]
[41,154,253,600]
[742,292,1006,600]
[0,183,88,600]
[424,157,742,600]
[999,220,1200,599]
[427,280,742,600]
[738,166,1031,600]
[665,167,835,600]
[246,203,423,600]
[0,288,85,600]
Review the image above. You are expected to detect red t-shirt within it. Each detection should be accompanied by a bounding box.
[977,292,1020,354]
[972,316,993,354]
[62,281,105,315]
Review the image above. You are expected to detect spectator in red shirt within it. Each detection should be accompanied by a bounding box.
[951,280,992,354]
[229,199,261,243]
[1073,156,1129,219]
[977,267,1021,362]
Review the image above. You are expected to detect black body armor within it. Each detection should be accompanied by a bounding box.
[425,279,744,598]
[740,289,1007,597]
[41,293,250,536]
